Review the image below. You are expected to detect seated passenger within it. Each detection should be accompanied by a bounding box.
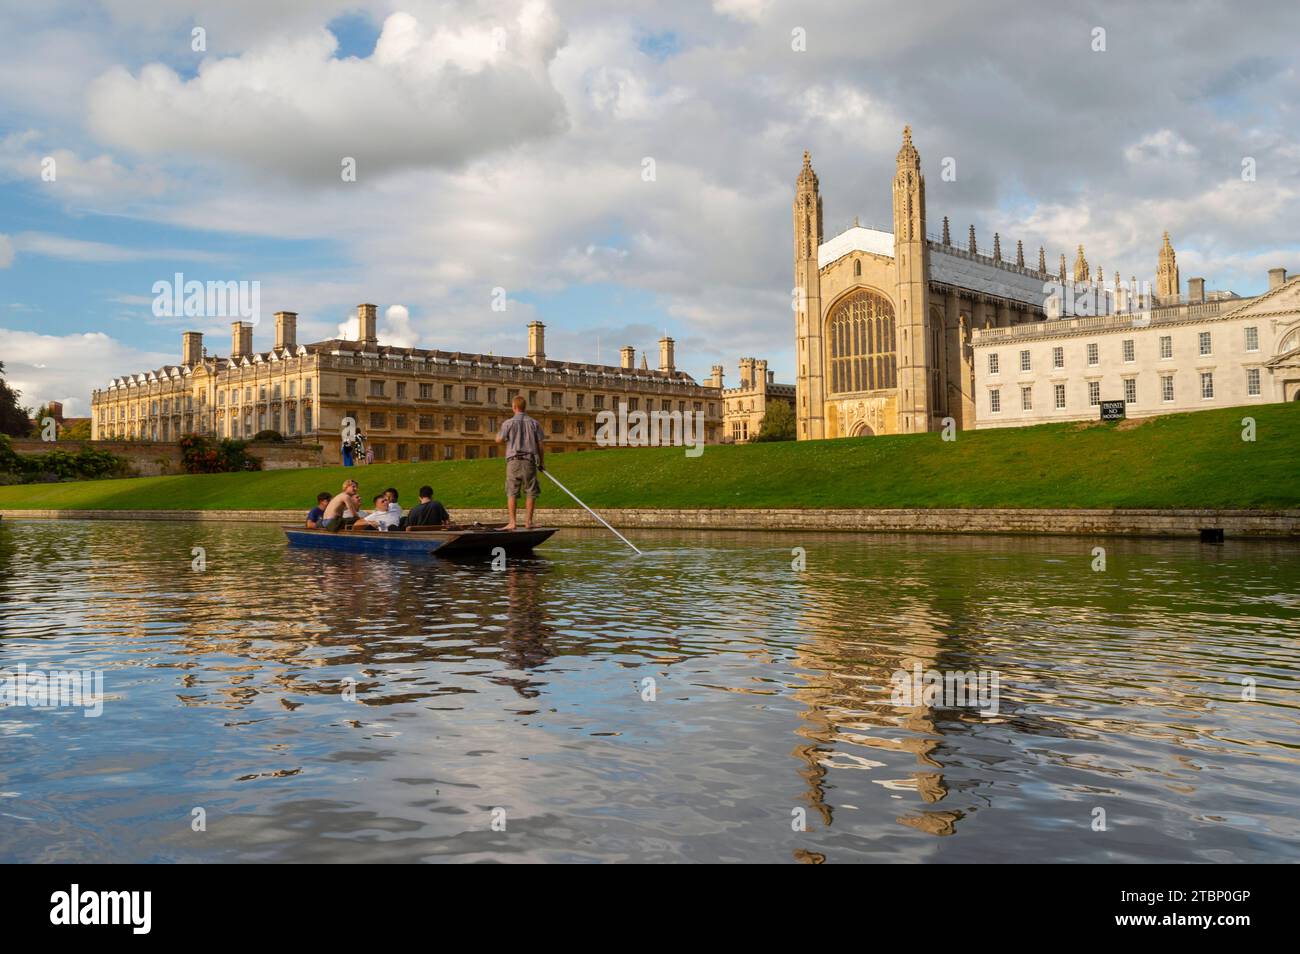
[352,494,401,531]
[406,485,451,528]
[305,492,331,529]
[384,487,403,522]
[320,480,361,532]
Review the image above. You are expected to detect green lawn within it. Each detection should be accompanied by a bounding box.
[2,403,1297,512]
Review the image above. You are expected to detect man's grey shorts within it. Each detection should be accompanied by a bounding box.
[506,458,540,499]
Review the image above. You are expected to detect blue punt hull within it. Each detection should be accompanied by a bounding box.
[282,525,557,557]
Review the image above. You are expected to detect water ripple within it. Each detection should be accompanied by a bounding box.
[0,520,1297,862]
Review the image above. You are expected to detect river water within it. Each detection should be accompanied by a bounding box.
[1,518,1296,863]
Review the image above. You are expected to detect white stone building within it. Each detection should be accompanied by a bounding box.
[972,269,1300,427]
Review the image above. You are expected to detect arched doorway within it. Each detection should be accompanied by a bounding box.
[850,421,874,437]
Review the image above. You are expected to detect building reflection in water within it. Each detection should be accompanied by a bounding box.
[783,536,1044,842]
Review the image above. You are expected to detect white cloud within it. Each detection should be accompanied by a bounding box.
[334,303,418,347]
[12,232,231,264]
[380,304,418,348]
[0,234,13,268]
[0,327,175,416]
[712,0,771,23]
[84,5,569,181]
[1124,129,1200,165]
[3,0,1300,393]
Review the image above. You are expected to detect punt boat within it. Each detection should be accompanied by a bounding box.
[282,523,558,557]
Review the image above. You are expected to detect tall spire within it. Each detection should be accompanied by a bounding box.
[1156,229,1179,301]
[1073,244,1089,283]
[897,124,919,165]
[892,125,923,241]
[968,224,977,254]
[793,151,823,262]
[942,216,951,245]
[892,123,932,434]
[1016,239,1025,268]
[1038,246,1047,273]
[993,232,1002,262]
[797,149,818,189]
[1059,253,1067,282]
[793,149,826,441]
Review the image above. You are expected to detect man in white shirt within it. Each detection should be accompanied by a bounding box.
[351,493,401,531]
[383,487,403,524]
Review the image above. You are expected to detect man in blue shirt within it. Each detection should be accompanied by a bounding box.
[305,491,331,528]
[495,394,545,530]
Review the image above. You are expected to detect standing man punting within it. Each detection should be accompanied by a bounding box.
[495,394,545,530]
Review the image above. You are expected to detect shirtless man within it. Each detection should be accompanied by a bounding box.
[320,479,361,532]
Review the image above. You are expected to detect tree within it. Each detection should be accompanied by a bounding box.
[60,418,92,441]
[752,400,796,442]
[30,403,56,438]
[0,362,32,438]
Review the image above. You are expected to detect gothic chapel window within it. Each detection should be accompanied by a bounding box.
[827,289,897,394]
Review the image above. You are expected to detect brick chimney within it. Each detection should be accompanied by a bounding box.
[755,359,768,387]
[620,346,635,370]
[231,321,253,360]
[528,320,546,365]
[658,335,675,372]
[275,311,298,350]
[710,364,724,388]
[182,331,204,367]
[1187,278,1205,303]
[357,303,378,346]
[1269,267,1288,290]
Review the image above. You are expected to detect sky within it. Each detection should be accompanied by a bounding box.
[1,0,1298,415]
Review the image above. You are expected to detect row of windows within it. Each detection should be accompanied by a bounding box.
[217,380,313,405]
[98,379,316,420]
[988,326,1261,375]
[341,380,712,415]
[368,443,500,463]
[217,406,314,438]
[343,410,593,438]
[989,368,1261,413]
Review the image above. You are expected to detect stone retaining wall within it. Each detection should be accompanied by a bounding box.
[8,440,323,475]
[1,507,1296,537]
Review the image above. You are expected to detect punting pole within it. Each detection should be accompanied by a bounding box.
[541,469,642,555]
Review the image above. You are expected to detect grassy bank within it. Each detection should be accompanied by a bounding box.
[0,403,1297,512]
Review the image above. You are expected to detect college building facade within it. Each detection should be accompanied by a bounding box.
[972,267,1300,427]
[90,306,723,462]
[717,357,796,443]
[792,126,1300,439]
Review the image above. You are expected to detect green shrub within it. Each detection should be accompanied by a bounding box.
[0,433,19,473]
[252,429,284,442]
[2,443,129,483]
[179,433,263,473]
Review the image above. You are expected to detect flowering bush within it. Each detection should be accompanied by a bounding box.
[179,434,262,473]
